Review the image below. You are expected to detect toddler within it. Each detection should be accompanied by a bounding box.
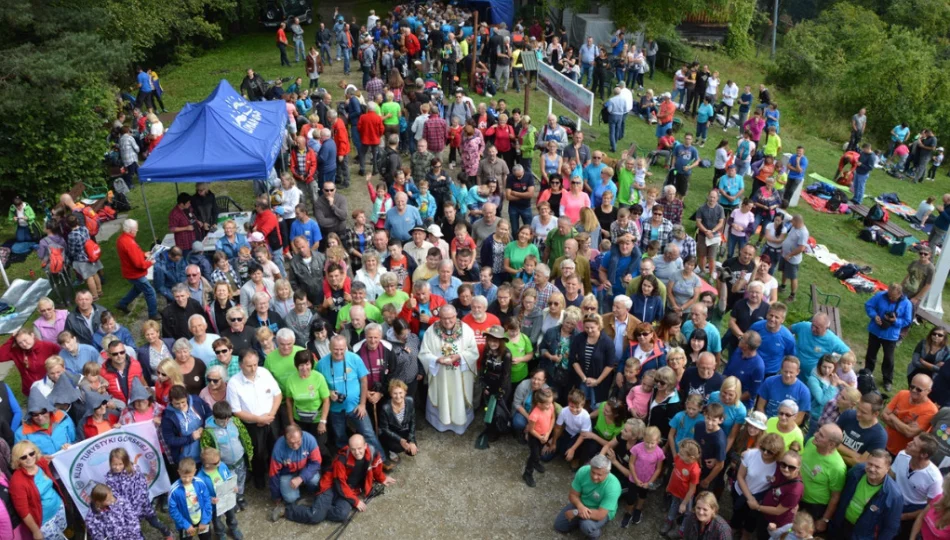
[106,447,173,538]
[523,387,556,487]
[836,351,857,388]
[619,426,665,527]
[253,246,282,281]
[448,118,463,168]
[643,239,661,260]
[416,179,437,223]
[769,511,815,540]
[232,246,254,283]
[625,369,655,420]
[662,438,701,536]
[85,484,145,540]
[367,181,393,229]
[168,458,213,540]
[610,358,641,402]
[450,222,477,260]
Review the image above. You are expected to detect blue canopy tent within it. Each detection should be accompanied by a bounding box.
[137,79,286,242]
[462,0,515,30]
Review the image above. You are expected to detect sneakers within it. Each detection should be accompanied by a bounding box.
[632,509,642,524]
[884,383,894,392]
[620,512,633,528]
[522,469,536,487]
[787,293,797,302]
[269,504,285,522]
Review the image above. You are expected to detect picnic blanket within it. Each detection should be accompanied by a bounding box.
[809,172,853,193]
[875,199,915,217]
[828,263,888,295]
[801,192,846,214]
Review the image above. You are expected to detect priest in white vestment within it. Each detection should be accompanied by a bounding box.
[419,305,480,434]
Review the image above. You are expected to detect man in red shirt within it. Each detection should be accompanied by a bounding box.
[329,109,351,188]
[357,102,385,179]
[253,198,285,276]
[277,22,291,67]
[462,296,501,357]
[168,193,197,253]
[115,219,158,320]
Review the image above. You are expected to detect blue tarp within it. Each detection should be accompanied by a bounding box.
[138,80,286,183]
[463,0,514,30]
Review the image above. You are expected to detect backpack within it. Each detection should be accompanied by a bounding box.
[600,103,610,124]
[377,148,399,180]
[84,238,101,262]
[47,246,65,274]
[857,368,880,397]
[833,263,861,280]
[81,206,99,237]
[865,203,888,225]
[485,78,497,96]
[826,190,849,212]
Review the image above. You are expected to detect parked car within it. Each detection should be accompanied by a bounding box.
[261,0,313,27]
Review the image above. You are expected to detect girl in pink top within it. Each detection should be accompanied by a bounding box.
[626,370,656,420]
[524,388,557,487]
[913,480,950,540]
[559,175,591,223]
[617,426,666,526]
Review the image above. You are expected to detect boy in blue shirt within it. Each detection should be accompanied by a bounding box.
[169,458,213,539]
[668,394,704,455]
[693,402,727,492]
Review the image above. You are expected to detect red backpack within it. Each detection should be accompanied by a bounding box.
[81,206,100,237]
[84,239,101,262]
[47,246,65,274]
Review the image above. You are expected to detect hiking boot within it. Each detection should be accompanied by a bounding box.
[269,504,285,522]
[522,469,536,488]
[632,509,642,524]
[534,461,545,474]
[620,512,633,528]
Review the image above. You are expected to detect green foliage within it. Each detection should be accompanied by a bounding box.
[724,0,757,58]
[884,0,950,44]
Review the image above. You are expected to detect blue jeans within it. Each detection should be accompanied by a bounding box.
[329,409,385,459]
[727,233,748,258]
[619,113,627,140]
[581,62,593,86]
[512,411,528,433]
[554,503,609,538]
[508,205,532,230]
[211,505,243,540]
[342,49,351,74]
[271,247,286,278]
[696,121,709,141]
[294,37,305,62]
[278,472,321,503]
[608,114,623,152]
[671,88,685,107]
[320,43,332,64]
[852,171,870,203]
[119,276,158,317]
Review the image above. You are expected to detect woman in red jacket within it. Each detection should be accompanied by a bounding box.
[0,327,60,395]
[357,102,386,179]
[10,441,67,540]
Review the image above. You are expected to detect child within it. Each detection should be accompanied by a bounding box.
[625,369,655,420]
[836,351,858,388]
[81,389,118,438]
[619,426,665,527]
[505,319,534,385]
[543,389,591,466]
[450,221,477,260]
[474,266,498,304]
[633,157,651,191]
[466,183,490,218]
[380,302,399,337]
[168,458,213,540]
[610,208,639,244]
[693,402,727,494]
[106,447,174,539]
[768,511,815,540]
[448,117,463,168]
[610,358,641,402]
[198,447,244,540]
[367,180,394,229]
[231,246,254,283]
[415,179,437,224]
[85,483,146,540]
[523,387,556,487]
[510,277,526,306]
[201,401,252,511]
[662,438,701,536]
[643,239,661,260]
[514,255,537,287]
[253,246,283,281]
[667,394,704,455]
[928,147,944,180]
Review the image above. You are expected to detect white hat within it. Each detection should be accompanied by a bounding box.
[427,224,444,238]
[248,231,265,243]
[744,411,768,431]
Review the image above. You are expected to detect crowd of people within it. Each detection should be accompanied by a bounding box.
[4,2,950,539]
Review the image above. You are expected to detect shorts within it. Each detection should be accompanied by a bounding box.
[696,233,719,260]
[73,260,103,280]
[780,258,800,279]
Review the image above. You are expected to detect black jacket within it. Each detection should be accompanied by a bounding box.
[240,74,268,101]
[247,309,285,332]
[65,304,106,347]
[161,299,208,341]
[646,389,683,445]
[479,348,512,399]
[287,253,327,306]
[569,332,617,403]
[378,396,416,445]
[190,191,219,228]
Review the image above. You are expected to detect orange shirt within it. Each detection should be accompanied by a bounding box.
[667,455,700,499]
[885,390,938,455]
[528,406,555,437]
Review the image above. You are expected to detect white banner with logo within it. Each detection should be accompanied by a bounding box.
[51,421,170,518]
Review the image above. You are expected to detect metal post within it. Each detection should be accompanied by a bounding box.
[771,0,779,58]
[140,183,158,246]
[470,11,479,91]
[920,228,950,318]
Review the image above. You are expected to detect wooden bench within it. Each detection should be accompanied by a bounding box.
[917,309,950,332]
[849,203,913,242]
[810,284,843,338]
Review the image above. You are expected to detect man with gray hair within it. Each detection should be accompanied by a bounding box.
[505,162,535,229]
[553,453,621,536]
[265,328,304,394]
[652,243,683,283]
[353,322,394,421]
[602,295,637,359]
[116,217,159,320]
[185,263,212,308]
[317,127,336,183]
[339,305,368,348]
[471,202,499,244]
[532,263,558,307]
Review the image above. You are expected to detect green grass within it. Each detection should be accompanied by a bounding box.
[2,21,948,403]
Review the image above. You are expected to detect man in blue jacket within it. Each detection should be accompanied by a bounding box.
[268,425,322,520]
[864,283,913,392]
[832,449,902,540]
[153,247,187,302]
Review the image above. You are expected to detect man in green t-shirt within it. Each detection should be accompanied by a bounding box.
[336,282,383,330]
[832,449,902,539]
[553,455,621,538]
[800,424,846,534]
[266,329,305,393]
[544,216,576,266]
[380,96,401,128]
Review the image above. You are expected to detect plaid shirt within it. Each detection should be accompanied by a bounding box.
[610,220,639,244]
[211,267,242,289]
[639,219,673,251]
[668,234,697,261]
[423,115,449,153]
[532,281,559,308]
[66,225,92,263]
[118,134,139,167]
[168,205,197,250]
[817,395,846,427]
[659,196,684,225]
[208,356,241,379]
[365,78,385,100]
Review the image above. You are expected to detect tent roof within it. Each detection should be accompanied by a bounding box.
[463,0,514,30]
[138,80,286,183]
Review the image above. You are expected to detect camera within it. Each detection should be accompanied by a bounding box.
[881,311,897,328]
[333,392,347,403]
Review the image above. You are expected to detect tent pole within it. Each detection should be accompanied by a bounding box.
[470,11,479,91]
[140,183,158,246]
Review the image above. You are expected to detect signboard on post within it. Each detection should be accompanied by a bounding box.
[537,60,595,126]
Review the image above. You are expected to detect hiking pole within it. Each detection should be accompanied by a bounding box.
[324,484,385,540]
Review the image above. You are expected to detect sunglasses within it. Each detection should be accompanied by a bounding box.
[110,350,127,357]
[570,181,582,185]
[934,333,946,338]
[156,372,167,378]
[637,332,653,337]
[761,448,775,456]
[592,156,602,160]
[229,317,244,322]
[583,307,597,311]
[548,301,561,306]
[207,378,221,384]
[778,412,794,418]
[779,462,799,471]
[324,188,335,193]
[910,385,926,393]
[215,349,231,355]
[19,451,37,461]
